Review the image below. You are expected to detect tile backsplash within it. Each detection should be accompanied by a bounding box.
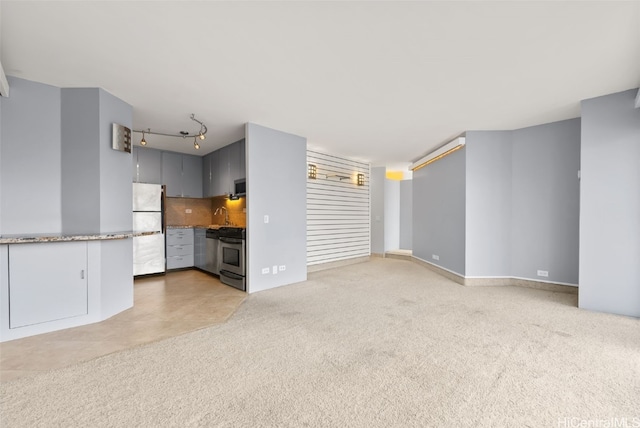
[166,196,246,228]
[211,195,246,227]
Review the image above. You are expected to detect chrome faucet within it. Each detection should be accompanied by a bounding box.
[214,206,230,225]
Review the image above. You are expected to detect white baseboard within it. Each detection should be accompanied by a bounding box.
[410,256,578,294]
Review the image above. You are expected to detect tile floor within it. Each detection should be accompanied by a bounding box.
[0,269,246,382]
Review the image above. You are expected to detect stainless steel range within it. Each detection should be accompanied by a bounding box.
[218,227,246,291]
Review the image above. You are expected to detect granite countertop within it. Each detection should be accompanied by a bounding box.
[0,231,159,245]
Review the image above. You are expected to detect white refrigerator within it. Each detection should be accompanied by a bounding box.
[133,183,165,276]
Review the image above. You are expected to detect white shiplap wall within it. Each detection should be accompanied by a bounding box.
[307,150,370,266]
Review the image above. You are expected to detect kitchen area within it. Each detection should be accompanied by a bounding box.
[1,78,307,348]
[133,137,248,292]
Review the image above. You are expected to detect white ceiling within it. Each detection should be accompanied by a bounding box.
[2,1,639,169]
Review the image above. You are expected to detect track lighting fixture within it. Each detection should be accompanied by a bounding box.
[133,114,208,150]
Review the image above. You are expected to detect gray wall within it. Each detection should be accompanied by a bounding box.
[412,146,466,275]
[1,77,62,234]
[61,88,133,234]
[61,89,101,234]
[399,179,412,250]
[579,89,640,317]
[511,119,581,285]
[465,131,513,277]
[384,179,400,251]
[0,90,3,234]
[98,89,133,233]
[370,166,386,255]
[246,123,307,293]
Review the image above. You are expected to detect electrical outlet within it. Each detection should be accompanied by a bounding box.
[279,265,286,271]
[432,254,440,261]
[537,270,549,277]
[272,265,278,275]
[261,267,270,274]
[264,215,269,224]
[185,209,192,214]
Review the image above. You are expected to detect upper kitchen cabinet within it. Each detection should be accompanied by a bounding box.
[203,152,214,197]
[162,152,203,198]
[227,139,243,183]
[182,154,203,198]
[203,139,246,197]
[238,139,246,181]
[218,144,232,196]
[162,152,183,197]
[133,146,162,184]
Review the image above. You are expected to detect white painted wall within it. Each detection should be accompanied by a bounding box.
[307,150,370,265]
[399,180,412,250]
[370,167,386,255]
[384,179,400,251]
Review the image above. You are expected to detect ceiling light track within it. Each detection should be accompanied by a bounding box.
[133,114,207,150]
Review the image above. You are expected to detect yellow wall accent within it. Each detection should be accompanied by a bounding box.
[386,171,404,181]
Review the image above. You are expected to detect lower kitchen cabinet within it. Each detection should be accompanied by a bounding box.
[194,228,206,270]
[166,228,194,269]
[8,241,88,329]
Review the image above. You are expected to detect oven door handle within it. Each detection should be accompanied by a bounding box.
[219,237,242,244]
[220,270,244,280]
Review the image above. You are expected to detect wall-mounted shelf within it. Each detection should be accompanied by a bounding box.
[325,174,351,181]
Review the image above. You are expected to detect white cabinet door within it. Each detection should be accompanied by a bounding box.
[9,242,88,329]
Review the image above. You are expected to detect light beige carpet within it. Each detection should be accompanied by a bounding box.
[1,258,639,427]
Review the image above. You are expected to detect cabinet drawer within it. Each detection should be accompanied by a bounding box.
[166,244,194,257]
[166,228,194,245]
[167,254,194,270]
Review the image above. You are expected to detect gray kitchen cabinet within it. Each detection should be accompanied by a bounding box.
[162,152,202,198]
[162,152,183,197]
[8,242,88,329]
[202,153,213,197]
[181,154,203,198]
[194,228,206,270]
[210,149,223,197]
[136,147,162,184]
[201,139,246,198]
[166,228,194,269]
[238,139,246,181]
[227,140,241,184]
[218,144,232,196]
